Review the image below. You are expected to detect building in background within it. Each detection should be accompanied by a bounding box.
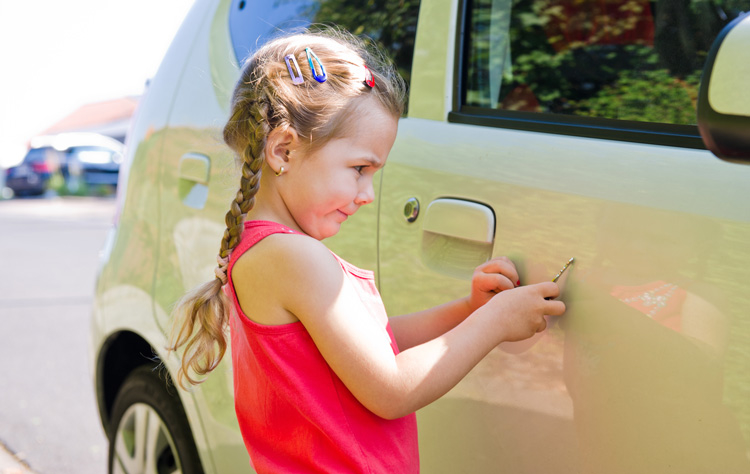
[39,96,140,144]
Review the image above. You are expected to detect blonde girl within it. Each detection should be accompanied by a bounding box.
[168,29,565,473]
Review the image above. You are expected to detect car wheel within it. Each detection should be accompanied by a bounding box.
[108,366,204,474]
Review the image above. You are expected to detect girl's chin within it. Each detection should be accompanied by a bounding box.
[306,221,342,241]
[320,225,342,240]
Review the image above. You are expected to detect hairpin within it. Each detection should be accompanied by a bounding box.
[284,54,304,85]
[363,65,374,88]
[305,48,327,83]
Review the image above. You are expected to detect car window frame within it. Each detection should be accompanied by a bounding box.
[449,0,707,150]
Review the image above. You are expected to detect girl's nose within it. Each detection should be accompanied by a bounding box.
[355,178,375,205]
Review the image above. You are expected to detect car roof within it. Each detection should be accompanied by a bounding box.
[28,133,124,153]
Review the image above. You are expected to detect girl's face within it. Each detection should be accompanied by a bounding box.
[280,100,398,240]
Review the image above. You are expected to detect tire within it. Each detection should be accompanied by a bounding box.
[108,366,205,474]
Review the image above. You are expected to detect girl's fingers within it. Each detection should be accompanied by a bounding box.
[536,281,560,299]
[476,258,519,288]
[475,271,515,293]
[545,299,566,317]
[533,282,565,315]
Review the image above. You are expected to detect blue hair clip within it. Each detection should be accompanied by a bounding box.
[305,48,327,83]
[284,54,304,85]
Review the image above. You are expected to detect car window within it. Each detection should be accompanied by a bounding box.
[229,0,421,107]
[67,146,118,164]
[23,147,54,164]
[228,0,316,65]
[462,0,750,126]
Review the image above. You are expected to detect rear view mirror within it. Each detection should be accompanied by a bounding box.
[697,13,750,164]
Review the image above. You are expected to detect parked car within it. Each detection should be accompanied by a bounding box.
[5,133,124,197]
[4,146,62,196]
[91,0,750,473]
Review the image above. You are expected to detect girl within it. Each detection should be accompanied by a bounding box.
[168,29,565,473]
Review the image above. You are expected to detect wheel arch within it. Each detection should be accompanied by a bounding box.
[95,330,166,434]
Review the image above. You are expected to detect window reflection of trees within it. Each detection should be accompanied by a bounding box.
[297,0,421,91]
[466,0,750,125]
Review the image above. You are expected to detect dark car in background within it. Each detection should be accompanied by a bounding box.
[4,146,60,196]
[4,133,124,197]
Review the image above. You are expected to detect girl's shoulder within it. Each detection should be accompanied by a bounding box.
[233,227,346,317]
[237,220,335,269]
[240,226,338,273]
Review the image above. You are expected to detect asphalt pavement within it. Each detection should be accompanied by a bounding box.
[0,196,116,474]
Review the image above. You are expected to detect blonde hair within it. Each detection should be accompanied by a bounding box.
[167,28,406,388]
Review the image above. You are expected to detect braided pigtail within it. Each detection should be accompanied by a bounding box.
[167,87,271,388]
[167,28,406,389]
[220,95,270,267]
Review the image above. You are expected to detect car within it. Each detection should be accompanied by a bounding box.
[4,146,61,196]
[4,133,124,197]
[90,0,750,473]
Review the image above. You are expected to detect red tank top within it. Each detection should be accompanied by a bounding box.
[226,220,419,473]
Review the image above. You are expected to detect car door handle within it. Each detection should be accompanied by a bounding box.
[421,198,495,278]
[178,153,211,184]
[422,198,495,244]
[178,153,211,209]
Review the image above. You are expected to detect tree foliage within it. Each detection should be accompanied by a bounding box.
[467,0,750,125]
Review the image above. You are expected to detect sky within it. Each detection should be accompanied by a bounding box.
[0,0,196,168]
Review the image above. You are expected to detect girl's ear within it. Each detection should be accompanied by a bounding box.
[265,126,298,173]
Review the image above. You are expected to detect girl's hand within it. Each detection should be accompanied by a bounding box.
[469,257,520,312]
[488,282,566,342]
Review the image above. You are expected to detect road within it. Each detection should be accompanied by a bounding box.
[0,196,116,474]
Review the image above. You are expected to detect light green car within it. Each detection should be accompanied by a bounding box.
[90,0,750,472]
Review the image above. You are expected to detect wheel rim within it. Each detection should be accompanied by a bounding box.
[112,403,183,474]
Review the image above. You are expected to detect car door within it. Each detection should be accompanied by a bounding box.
[379,0,750,472]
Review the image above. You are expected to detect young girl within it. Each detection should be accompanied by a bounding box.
[168,29,565,473]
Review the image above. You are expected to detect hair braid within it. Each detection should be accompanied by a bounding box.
[219,97,270,262]
[168,96,271,388]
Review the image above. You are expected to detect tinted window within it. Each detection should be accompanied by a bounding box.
[23,148,50,163]
[463,0,750,126]
[229,0,421,98]
[68,146,118,165]
[23,147,56,164]
[229,0,317,65]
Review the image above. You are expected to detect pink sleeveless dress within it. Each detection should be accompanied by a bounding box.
[226,220,419,473]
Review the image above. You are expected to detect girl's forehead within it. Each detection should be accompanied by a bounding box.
[295,96,398,161]
[348,100,398,136]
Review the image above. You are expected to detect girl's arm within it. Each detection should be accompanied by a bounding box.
[389,257,520,350]
[261,235,564,420]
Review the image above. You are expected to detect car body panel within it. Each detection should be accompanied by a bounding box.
[153,0,250,471]
[91,1,244,473]
[381,117,750,472]
[380,2,750,471]
[5,167,50,195]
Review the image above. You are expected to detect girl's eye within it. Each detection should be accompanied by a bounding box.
[354,165,366,174]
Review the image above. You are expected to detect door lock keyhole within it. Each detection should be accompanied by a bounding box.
[404,197,420,223]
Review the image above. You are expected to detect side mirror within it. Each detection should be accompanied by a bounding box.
[697,13,750,164]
